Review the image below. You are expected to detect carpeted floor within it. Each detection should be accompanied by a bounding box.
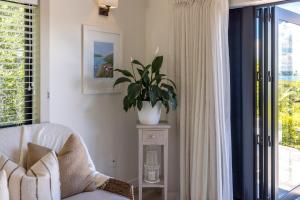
[134,188,163,200]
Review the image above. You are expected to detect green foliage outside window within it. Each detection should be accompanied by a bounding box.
[0,2,27,126]
[279,81,300,149]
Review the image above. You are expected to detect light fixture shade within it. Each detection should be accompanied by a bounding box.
[98,0,118,9]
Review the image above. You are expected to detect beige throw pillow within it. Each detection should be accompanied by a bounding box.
[0,170,9,200]
[27,143,52,169]
[0,151,60,200]
[27,134,97,198]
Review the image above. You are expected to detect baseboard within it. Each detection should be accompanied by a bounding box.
[128,177,138,187]
[168,191,179,200]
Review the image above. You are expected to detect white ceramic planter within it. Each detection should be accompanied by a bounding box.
[138,101,162,125]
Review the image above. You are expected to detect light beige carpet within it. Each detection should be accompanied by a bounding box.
[134,188,162,200]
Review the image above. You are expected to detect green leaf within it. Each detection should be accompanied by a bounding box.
[161,83,174,92]
[132,60,145,68]
[152,85,161,97]
[137,68,144,77]
[149,86,159,106]
[143,72,150,86]
[114,77,132,87]
[141,89,149,101]
[152,56,163,74]
[136,65,151,79]
[169,97,177,110]
[137,100,143,110]
[123,94,138,112]
[128,83,141,98]
[145,64,152,69]
[151,74,166,84]
[149,90,156,106]
[132,99,137,108]
[123,96,130,112]
[164,78,177,89]
[161,89,170,100]
[116,56,177,113]
[114,69,134,78]
[162,100,170,113]
[142,65,151,76]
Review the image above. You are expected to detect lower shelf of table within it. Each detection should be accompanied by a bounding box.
[141,178,165,188]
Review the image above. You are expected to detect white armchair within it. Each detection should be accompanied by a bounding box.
[0,123,134,200]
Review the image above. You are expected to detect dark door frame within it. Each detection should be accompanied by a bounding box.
[229,1,300,200]
[256,3,300,200]
[229,7,257,200]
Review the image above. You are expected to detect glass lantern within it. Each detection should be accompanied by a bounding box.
[144,146,160,183]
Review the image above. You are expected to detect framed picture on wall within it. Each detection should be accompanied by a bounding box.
[82,25,122,94]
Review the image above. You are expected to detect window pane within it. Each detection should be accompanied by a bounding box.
[278,20,300,197]
[0,1,39,127]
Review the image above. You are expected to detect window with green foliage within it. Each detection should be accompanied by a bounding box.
[277,20,300,150]
[0,0,39,127]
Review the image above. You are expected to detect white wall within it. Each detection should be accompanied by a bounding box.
[47,0,276,197]
[48,0,145,182]
[47,0,180,198]
[145,0,179,198]
[46,0,287,198]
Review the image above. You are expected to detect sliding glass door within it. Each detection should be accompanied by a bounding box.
[256,6,275,200]
[256,2,300,200]
[276,4,300,199]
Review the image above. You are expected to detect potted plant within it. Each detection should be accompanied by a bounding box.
[113,56,177,125]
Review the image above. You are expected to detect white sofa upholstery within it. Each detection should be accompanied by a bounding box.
[0,123,131,200]
[64,190,129,200]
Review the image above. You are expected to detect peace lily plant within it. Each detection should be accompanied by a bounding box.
[113,50,177,125]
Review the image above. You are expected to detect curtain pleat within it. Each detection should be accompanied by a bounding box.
[174,0,233,199]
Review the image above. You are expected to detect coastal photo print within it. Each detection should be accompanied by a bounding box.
[94,42,114,78]
[82,25,121,94]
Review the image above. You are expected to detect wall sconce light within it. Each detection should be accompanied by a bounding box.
[98,0,118,16]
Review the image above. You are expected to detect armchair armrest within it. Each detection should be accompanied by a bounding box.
[99,178,134,200]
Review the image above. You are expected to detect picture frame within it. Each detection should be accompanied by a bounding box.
[82,25,122,94]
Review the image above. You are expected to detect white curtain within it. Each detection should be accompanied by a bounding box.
[173,0,233,199]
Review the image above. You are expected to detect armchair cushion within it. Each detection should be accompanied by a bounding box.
[21,124,110,188]
[0,151,61,200]
[26,135,98,198]
[0,123,134,200]
[58,134,97,198]
[0,170,9,200]
[27,143,52,169]
[63,190,130,200]
[0,126,23,164]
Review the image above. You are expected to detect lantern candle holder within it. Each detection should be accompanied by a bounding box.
[144,146,160,183]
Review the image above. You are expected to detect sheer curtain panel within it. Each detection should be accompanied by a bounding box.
[173,0,233,199]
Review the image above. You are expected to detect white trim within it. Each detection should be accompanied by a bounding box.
[39,0,50,122]
[19,0,38,5]
[8,0,39,5]
[230,0,284,8]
